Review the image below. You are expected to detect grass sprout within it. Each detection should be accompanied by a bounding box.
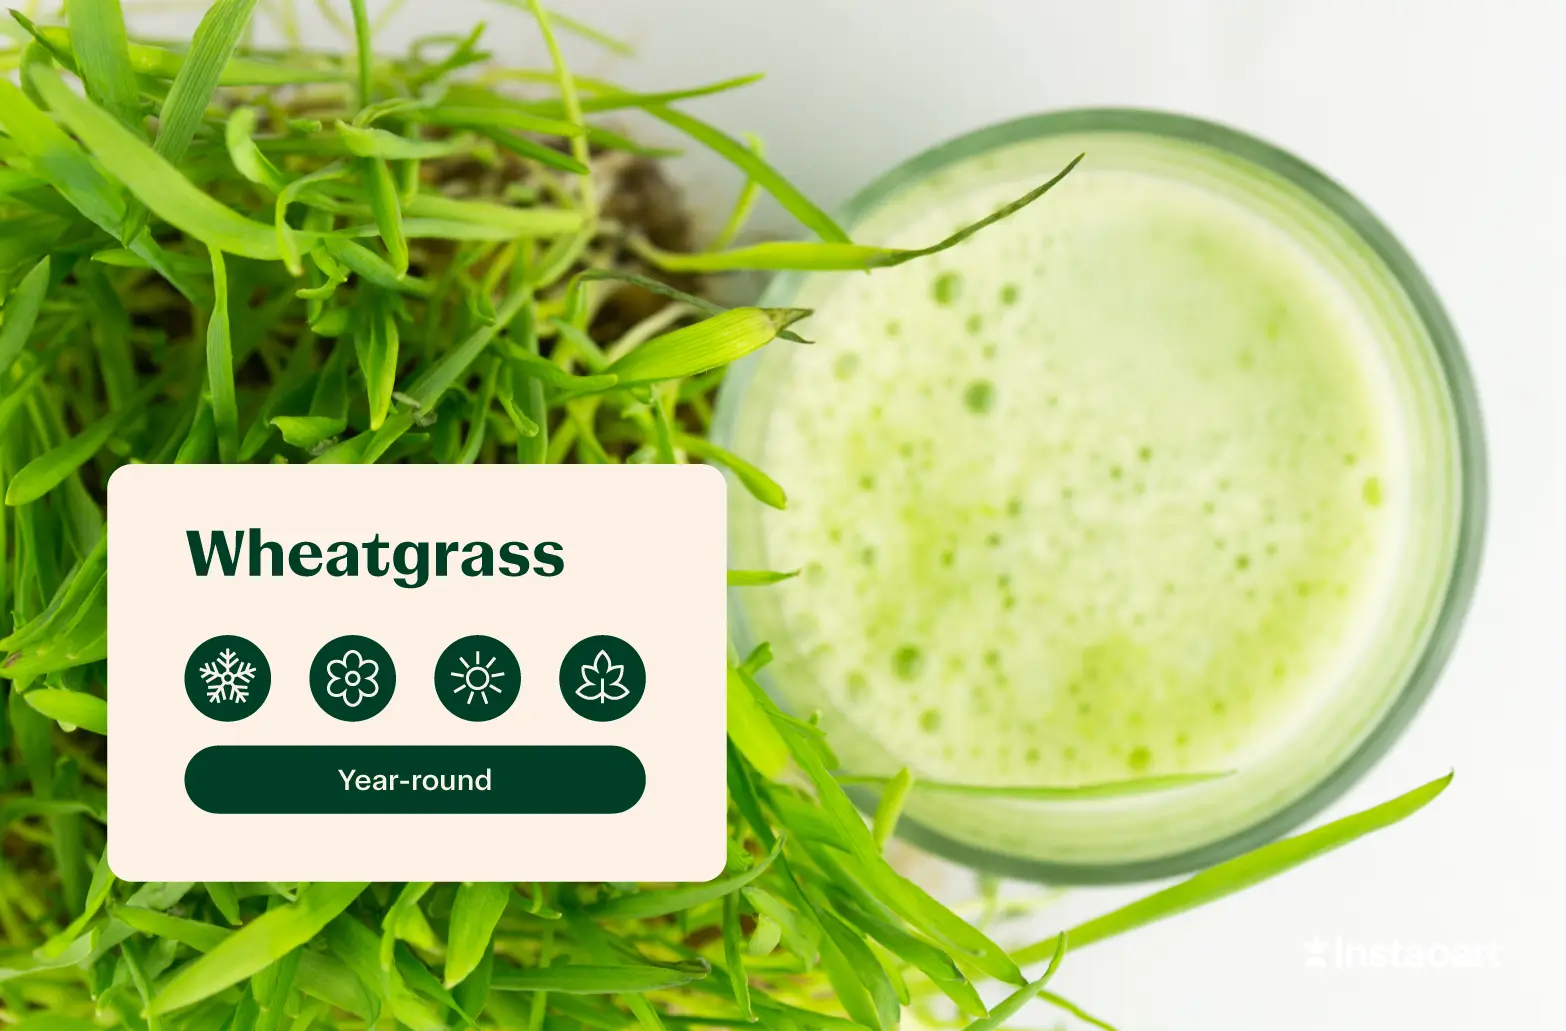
[0,3,1453,1030]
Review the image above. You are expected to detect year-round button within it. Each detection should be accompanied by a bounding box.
[184,745,645,813]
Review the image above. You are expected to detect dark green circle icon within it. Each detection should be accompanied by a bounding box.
[559,635,646,722]
[435,635,521,721]
[185,635,271,721]
[310,635,396,721]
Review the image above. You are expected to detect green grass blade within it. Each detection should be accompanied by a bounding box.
[348,0,374,107]
[645,104,847,243]
[78,262,135,406]
[477,129,591,174]
[116,907,231,952]
[21,688,106,735]
[870,769,913,850]
[639,241,896,273]
[494,371,541,440]
[176,398,217,464]
[207,880,243,925]
[741,886,818,968]
[766,710,1022,985]
[726,569,799,587]
[708,132,764,250]
[1012,773,1454,966]
[675,434,785,509]
[720,891,752,1021]
[810,925,883,1031]
[820,909,899,1031]
[1038,992,1120,1031]
[64,0,144,137]
[402,194,582,237]
[520,74,765,118]
[39,851,115,956]
[206,246,239,462]
[126,0,262,239]
[0,534,105,652]
[490,964,703,994]
[0,256,50,377]
[277,163,348,274]
[321,238,429,295]
[0,621,108,680]
[450,941,493,1021]
[588,835,784,920]
[833,897,983,1018]
[30,24,352,84]
[421,105,584,138]
[640,157,1081,272]
[960,936,1066,1031]
[227,107,287,191]
[151,882,368,1014]
[404,281,531,412]
[835,771,1231,800]
[323,913,436,1030]
[339,120,475,160]
[581,122,680,159]
[6,375,163,505]
[445,883,511,988]
[543,7,633,55]
[564,269,808,343]
[354,291,400,429]
[296,953,375,1019]
[725,666,792,782]
[524,0,594,213]
[254,946,304,1031]
[397,944,481,1029]
[30,65,285,260]
[0,78,126,237]
[605,308,809,388]
[380,881,434,969]
[361,157,409,275]
[273,415,348,450]
[0,347,67,440]
[504,350,620,391]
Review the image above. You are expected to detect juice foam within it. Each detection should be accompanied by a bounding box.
[725,127,1462,866]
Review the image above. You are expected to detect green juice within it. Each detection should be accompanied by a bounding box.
[722,116,1471,873]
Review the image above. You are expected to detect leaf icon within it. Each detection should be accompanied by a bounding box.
[577,648,629,703]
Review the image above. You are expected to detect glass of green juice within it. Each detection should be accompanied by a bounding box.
[714,109,1485,882]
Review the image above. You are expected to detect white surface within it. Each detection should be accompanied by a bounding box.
[170,0,1564,1025]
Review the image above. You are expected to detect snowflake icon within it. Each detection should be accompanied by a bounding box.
[198,648,258,704]
[577,649,629,704]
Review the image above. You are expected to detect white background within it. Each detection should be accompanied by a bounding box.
[150,1,1566,1026]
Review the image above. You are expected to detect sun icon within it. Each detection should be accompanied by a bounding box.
[450,651,506,704]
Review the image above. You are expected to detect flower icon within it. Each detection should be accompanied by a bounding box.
[577,649,629,704]
[325,648,380,708]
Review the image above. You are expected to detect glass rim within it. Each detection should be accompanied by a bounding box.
[714,107,1488,884]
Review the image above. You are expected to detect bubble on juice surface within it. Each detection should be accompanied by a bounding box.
[932,271,962,306]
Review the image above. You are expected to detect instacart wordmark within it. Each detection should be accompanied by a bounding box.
[186,528,564,589]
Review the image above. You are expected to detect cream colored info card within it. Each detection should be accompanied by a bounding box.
[108,465,726,882]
